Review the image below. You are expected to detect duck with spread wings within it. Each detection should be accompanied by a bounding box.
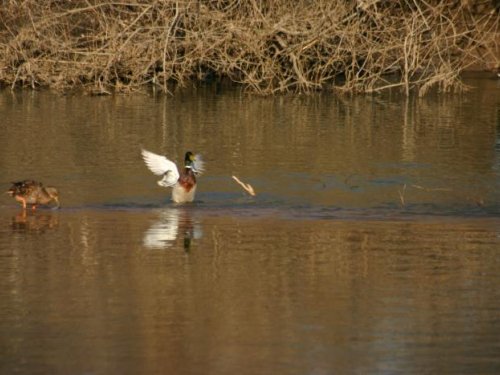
[141,149,205,203]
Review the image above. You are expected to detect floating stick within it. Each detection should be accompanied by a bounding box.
[398,184,407,207]
[232,176,256,196]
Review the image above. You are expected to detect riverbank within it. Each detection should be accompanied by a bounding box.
[1,1,498,95]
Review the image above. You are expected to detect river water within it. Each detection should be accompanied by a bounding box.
[0,76,499,374]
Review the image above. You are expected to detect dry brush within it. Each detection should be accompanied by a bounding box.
[0,0,498,95]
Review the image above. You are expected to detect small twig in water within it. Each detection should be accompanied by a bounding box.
[232,176,256,196]
[398,183,454,207]
[344,173,360,189]
[398,183,407,207]
[410,184,451,192]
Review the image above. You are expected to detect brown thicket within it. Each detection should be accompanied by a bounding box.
[0,0,498,95]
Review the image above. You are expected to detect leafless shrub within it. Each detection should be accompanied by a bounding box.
[0,0,498,95]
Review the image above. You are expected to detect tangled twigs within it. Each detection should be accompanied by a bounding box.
[0,0,498,94]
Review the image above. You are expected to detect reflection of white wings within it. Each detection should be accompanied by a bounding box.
[143,208,203,250]
[143,209,179,249]
[141,149,180,187]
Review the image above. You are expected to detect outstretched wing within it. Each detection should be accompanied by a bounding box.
[192,154,205,175]
[141,149,180,187]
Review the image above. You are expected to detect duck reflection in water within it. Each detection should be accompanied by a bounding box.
[143,208,202,251]
[11,210,59,233]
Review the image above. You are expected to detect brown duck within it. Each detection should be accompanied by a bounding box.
[7,180,60,210]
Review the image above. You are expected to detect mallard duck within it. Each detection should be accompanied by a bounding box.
[141,149,205,203]
[7,180,60,210]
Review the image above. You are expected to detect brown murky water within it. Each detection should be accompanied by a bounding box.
[1,76,499,374]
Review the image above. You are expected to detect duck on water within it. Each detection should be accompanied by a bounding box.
[7,180,60,210]
[141,149,205,203]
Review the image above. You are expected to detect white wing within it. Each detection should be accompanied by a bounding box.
[141,149,180,187]
[192,154,205,175]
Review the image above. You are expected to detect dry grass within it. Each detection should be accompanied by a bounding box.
[0,0,498,95]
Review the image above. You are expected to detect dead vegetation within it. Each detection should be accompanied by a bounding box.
[0,0,498,95]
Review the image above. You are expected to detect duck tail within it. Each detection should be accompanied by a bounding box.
[45,187,61,209]
[52,196,61,209]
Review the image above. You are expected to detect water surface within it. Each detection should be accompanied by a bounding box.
[0,76,499,374]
